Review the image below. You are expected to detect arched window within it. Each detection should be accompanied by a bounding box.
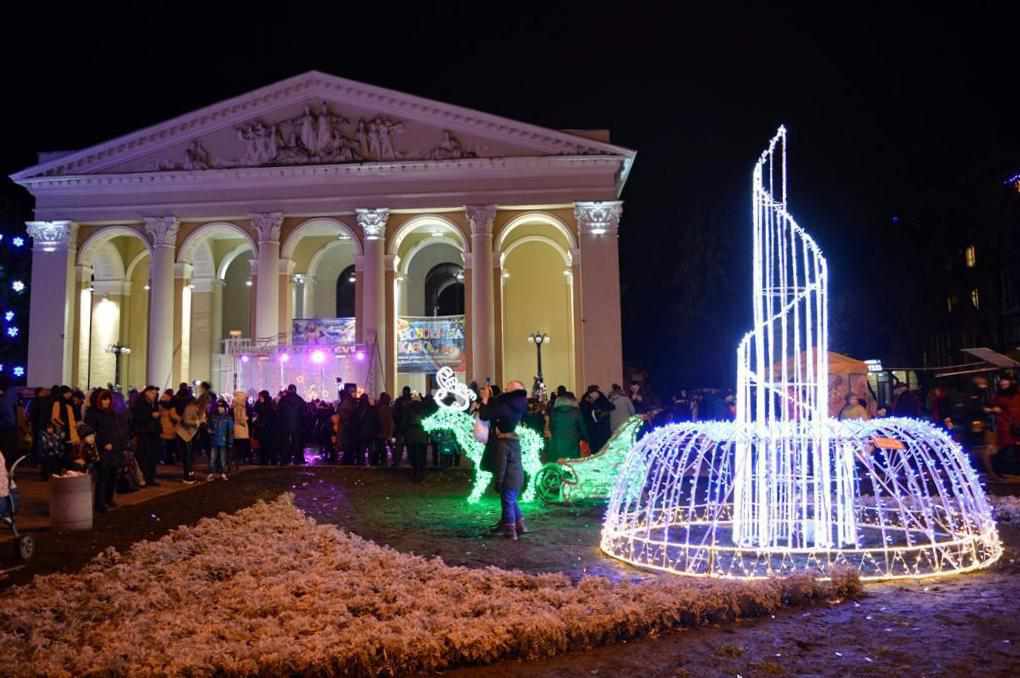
[424,263,464,316]
[336,265,356,318]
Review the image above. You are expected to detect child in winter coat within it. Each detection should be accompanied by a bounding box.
[207,401,234,480]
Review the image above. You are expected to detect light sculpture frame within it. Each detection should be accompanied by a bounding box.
[601,127,1002,580]
[535,415,646,504]
[423,367,544,503]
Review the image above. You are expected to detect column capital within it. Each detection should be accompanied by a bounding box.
[574,201,623,236]
[466,205,497,235]
[355,208,389,241]
[143,216,180,248]
[251,212,284,244]
[27,220,76,253]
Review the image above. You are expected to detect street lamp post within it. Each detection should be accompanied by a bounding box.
[527,331,549,385]
[106,344,131,392]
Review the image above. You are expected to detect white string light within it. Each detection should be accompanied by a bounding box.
[434,366,476,412]
[601,128,1002,580]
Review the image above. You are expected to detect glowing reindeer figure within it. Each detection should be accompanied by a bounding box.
[601,127,1001,580]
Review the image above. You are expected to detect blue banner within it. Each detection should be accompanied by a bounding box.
[397,316,465,373]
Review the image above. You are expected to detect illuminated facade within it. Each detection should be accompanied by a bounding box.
[601,128,1001,580]
[12,71,633,395]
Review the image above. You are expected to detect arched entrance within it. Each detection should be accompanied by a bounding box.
[335,264,357,318]
[175,222,257,389]
[425,262,465,316]
[498,216,577,393]
[390,216,468,395]
[76,227,152,390]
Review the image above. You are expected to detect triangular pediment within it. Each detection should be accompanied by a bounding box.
[12,71,634,180]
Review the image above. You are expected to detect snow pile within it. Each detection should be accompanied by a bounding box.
[0,494,860,676]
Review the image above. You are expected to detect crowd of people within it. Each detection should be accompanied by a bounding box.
[0,376,647,524]
[3,369,1018,544]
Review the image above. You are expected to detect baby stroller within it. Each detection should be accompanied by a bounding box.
[1,454,35,561]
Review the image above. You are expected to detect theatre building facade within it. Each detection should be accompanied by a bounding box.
[13,71,634,398]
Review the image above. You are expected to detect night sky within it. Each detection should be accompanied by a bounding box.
[2,4,1017,391]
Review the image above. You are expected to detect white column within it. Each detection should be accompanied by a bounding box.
[301,275,317,318]
[279,258,295,343]
[26,221,77,386]
[190,277,215,384]
[467,205,497,383]
[356,208,389,394]
[575,201,624,390]
[211,278,224,357]
[75,264,94,389]
[252,212,283,341]
[174,263,193,385]
[143,217,178,389]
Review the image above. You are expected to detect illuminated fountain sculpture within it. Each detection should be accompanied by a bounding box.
[601,127,1001,579]
[422,367,544,503]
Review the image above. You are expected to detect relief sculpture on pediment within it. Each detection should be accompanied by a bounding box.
[156,101,480,172]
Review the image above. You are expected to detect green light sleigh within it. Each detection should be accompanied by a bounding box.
[423,392,644,505]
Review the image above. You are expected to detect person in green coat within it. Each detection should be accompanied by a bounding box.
[547,392,587,461]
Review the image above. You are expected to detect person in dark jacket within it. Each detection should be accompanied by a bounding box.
[374,393,394,466]
[0,375,19,470]
[403,394,429,481]
[479,380,529,540]
[356,394,377,466]
[130,385,162,486]
[339,390,360,465]
[253,391,277,465]
[27,387,50,468]
[86,389,128,512]
[548,391,587,461]
[580,386,614,454]
[391,386,412,467]
[277,385,306,465]
[207,400,234,480]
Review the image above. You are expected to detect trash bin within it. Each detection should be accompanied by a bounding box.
[49,474,93,530]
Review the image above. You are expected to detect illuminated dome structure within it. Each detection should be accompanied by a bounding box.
[601,128,1001,580]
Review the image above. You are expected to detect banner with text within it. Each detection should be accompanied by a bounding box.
[397,316,465,373]
[292,317,357,346]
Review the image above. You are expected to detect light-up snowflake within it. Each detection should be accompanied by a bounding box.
[422,370,544,502]
[601,127,1001,580]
